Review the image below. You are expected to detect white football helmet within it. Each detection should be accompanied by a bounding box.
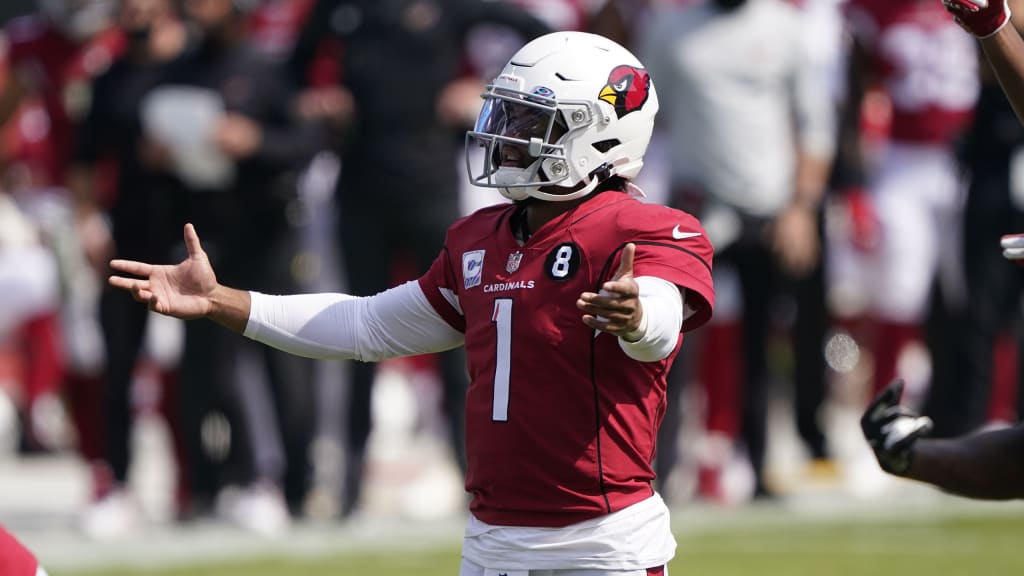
[466,31,659,203]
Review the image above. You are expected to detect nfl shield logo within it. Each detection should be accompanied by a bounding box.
[506,251,523,274]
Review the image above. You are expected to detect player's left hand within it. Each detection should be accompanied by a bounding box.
[861,379,934,475]
[1001,234,1024,265]
[578,242,643,338]
[941,0,1011,38]
[108,223,219,320]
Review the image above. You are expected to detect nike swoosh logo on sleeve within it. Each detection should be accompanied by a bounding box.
[672,225,702,240]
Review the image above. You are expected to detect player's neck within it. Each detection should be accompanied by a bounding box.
[522,196,589,242]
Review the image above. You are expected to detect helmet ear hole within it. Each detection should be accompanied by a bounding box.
[592,139,621,153]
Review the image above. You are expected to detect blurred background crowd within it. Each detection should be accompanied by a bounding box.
[1,0,1022,544]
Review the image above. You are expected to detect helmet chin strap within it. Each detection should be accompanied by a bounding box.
[526,178,600,202]
[497,159,603,203]
[498,177,601,202]
[525,160,613,202]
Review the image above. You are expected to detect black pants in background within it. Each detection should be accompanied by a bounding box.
[178,228,316,513]
[336,160,468,517]
[656,212,828,497]
[929,173,1024,436]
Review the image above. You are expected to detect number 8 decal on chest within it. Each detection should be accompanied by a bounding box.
[546,242,581,281]
[552,246,573,278]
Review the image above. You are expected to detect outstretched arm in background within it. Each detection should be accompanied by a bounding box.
[862,380,1024,499]
[943,0,1024,122]
[109,224,465,361]
[980,22,1024,123]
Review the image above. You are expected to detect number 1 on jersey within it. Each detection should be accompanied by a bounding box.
[491,298,512,421]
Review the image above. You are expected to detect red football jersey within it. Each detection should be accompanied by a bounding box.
[246,0,316,57]
[0,526,38,576]
[4,16,124,186]
[845,0,977,144]
[418,191,714,527]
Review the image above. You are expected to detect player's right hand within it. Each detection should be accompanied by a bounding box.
[578,242,643,339]
[1001,234,1024,265]
[861,380,934,475]
[941,0,1011,38]
[108,223,219,320]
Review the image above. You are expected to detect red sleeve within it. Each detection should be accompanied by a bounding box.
[417,246,467,334]
[615,205,715,332]
[0,526,39,576]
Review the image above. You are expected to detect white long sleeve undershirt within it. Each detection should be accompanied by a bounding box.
[244,280,464,362]
[243,277,686,364]
[619,277,686,362]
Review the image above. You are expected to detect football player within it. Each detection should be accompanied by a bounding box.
[109,31,714,575]
[836,0,979,414]
[863,377,1024,499]
[941,0,1024,122]
[941,0,1024,266]
[860,0,1024,501]
[0,0,121,504]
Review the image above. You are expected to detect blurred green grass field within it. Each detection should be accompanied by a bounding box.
[69,512,1024,576]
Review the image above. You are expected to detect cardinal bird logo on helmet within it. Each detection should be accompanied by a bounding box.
[599,65,651,119]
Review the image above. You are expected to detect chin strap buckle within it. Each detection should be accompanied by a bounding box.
[588,162,614,184]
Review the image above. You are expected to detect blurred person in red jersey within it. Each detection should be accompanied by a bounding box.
[0,187,60,455]
[853,0,1024,507]
[854,0,1024,501]
[110,31,714,574]
[940,0,1024,122]
[0,0,122,189]
[244,0,315,59]
[833,0,979,448]
[0,0,122,504]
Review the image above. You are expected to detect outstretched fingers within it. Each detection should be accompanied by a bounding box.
[108,256,157,305]
[109,258,154,277]
[867,379,904,414]
[600,244,639,298]
[108,258,160,305]
[109,274,154,302]
[183,223,204,258]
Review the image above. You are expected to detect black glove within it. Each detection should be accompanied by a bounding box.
[860,380,934,475]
